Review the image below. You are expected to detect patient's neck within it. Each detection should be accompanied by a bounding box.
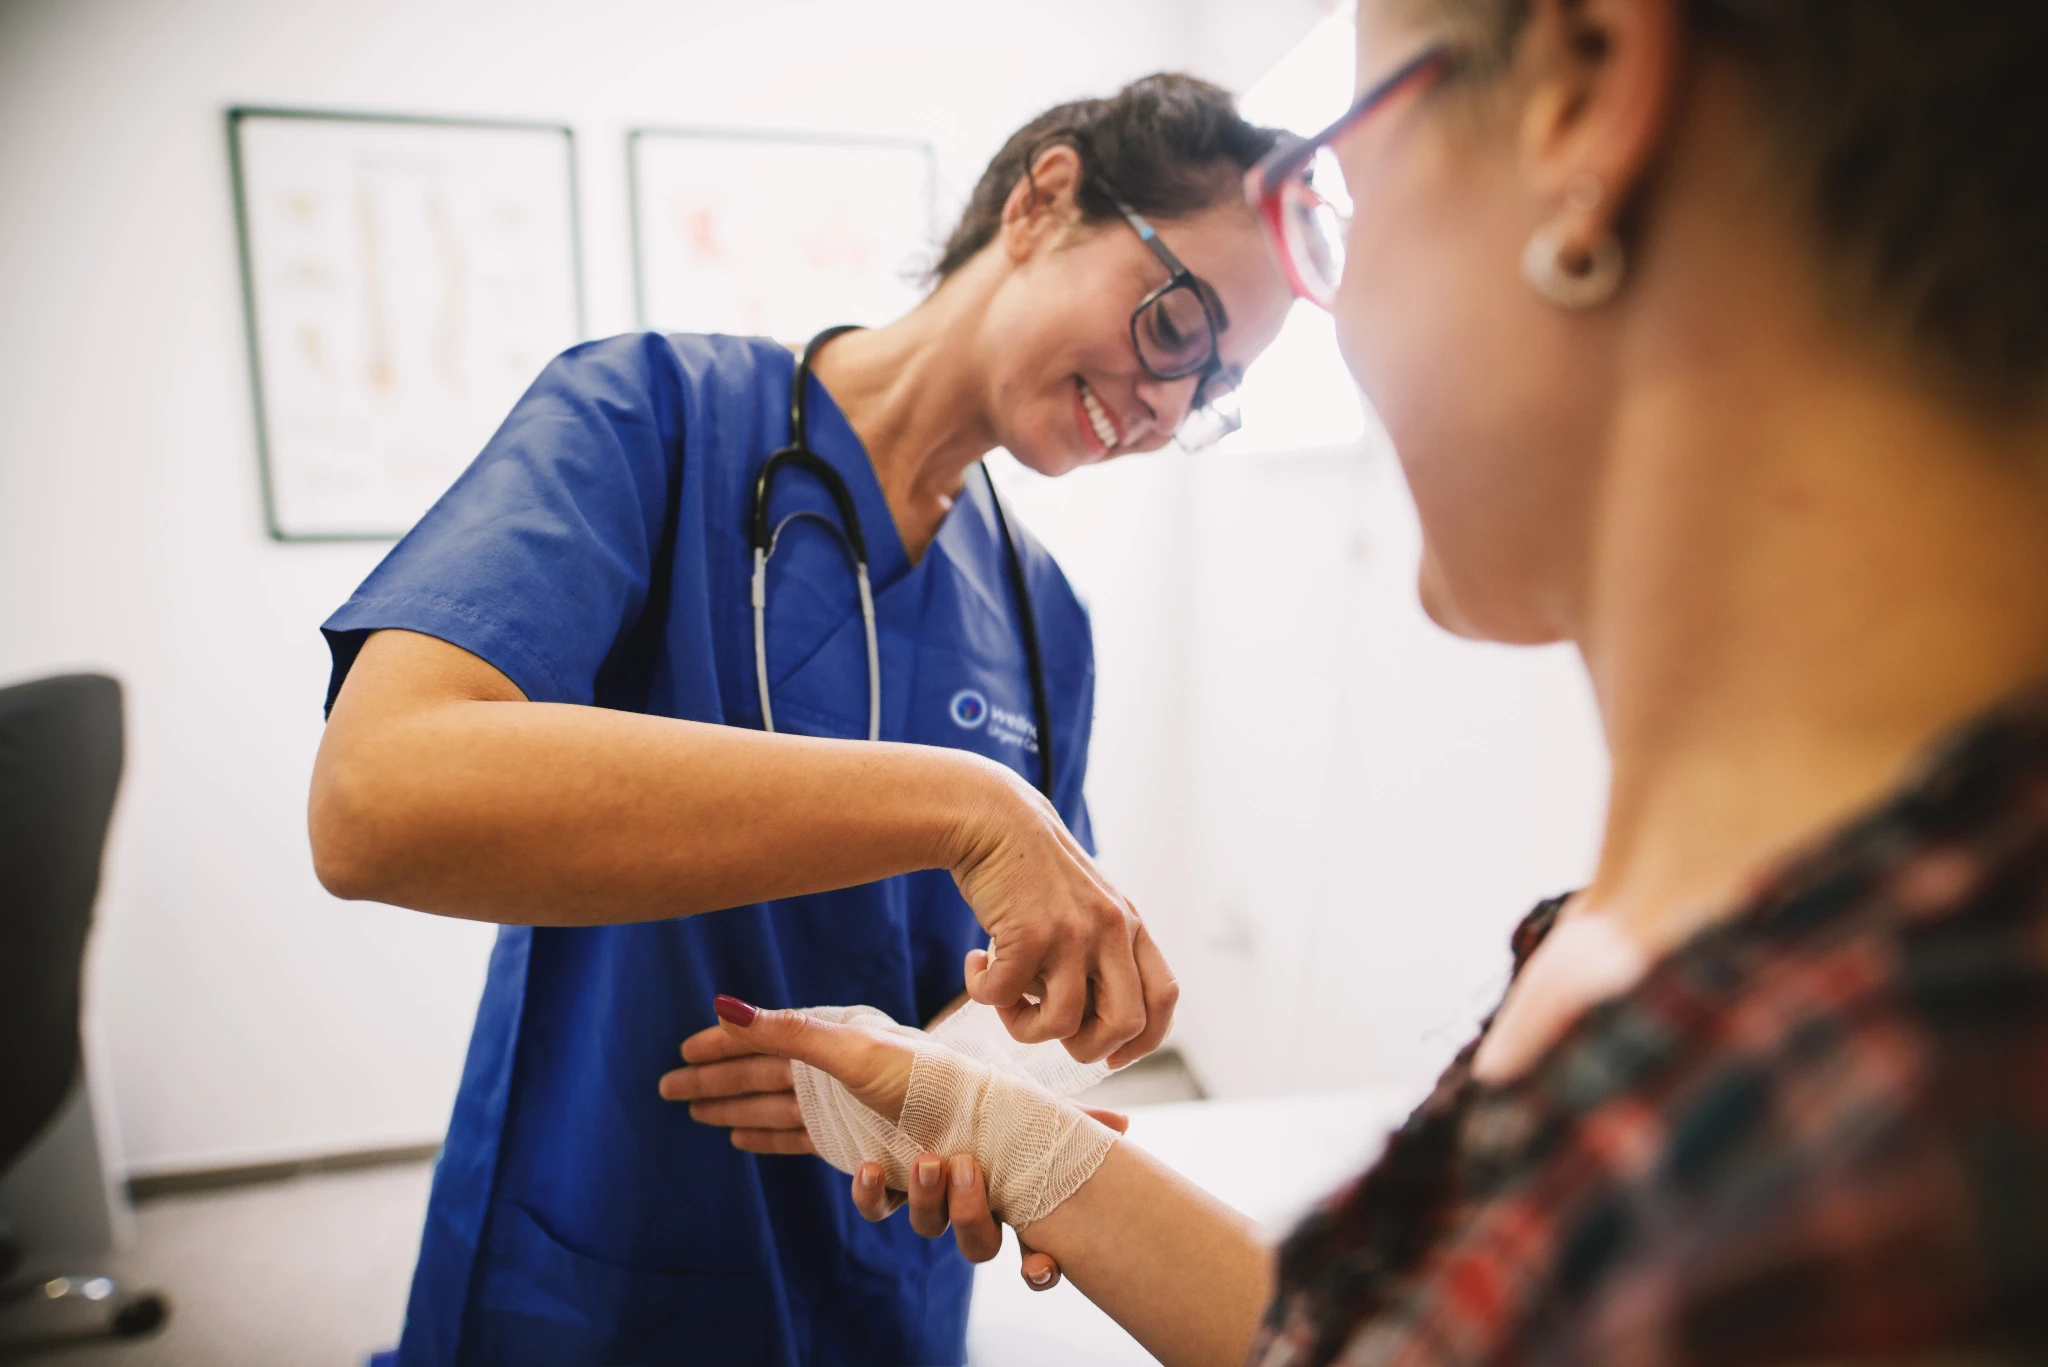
[1574,296,2048,956]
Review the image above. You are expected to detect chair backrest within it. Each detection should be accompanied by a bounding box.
[0,674,123,1172]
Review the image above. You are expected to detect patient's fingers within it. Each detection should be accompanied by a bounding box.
[680,1022,765,1064]
[684,1093,803,1131]
[727,1128,815,1155]
[907,1153,950,1239]
[947,1156,1002,1263]
[658,1054,794,1102]
[713,999,913,1124]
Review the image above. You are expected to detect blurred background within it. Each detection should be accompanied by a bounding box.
[0,0,1606,1360]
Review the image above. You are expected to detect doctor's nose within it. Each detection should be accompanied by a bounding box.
[1131,373,1203,445]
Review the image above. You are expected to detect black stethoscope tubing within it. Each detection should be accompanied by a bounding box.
[748,326,1055,801]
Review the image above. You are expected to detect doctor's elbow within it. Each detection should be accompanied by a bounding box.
[308,747,406,904]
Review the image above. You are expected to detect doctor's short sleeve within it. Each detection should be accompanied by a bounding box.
[321,334,687,711]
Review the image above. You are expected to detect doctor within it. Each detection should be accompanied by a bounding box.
[309,73,1293,1367]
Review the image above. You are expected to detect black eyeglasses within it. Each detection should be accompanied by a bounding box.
[1105,192,1242,450]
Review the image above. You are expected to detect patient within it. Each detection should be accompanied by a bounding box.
[666,0,2048,1361]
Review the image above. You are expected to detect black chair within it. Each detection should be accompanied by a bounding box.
[0,674,167,1351]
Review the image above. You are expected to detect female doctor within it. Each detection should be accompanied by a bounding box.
[309,74,1293,1367]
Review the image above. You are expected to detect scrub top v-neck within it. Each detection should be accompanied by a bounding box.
[320,332,1098,1367]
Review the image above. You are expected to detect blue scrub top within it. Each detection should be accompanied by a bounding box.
[321,332,1097,1367]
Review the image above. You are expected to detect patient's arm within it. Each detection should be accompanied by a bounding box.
[706,1000,1273,1367]
[1012,1141,1273,1367]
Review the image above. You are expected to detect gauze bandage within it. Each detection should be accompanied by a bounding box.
[789,1002,1118,1229]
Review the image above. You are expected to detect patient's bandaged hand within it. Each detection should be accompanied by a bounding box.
[789,1002,1119,1229]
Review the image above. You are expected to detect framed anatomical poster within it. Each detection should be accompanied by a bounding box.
[229,108,584,540]
[629,127,935,345]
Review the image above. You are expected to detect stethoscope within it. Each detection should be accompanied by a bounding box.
[749,325,1056,800]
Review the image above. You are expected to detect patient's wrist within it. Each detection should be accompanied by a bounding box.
[789,1004,1118,1227]
[897,1049,1118,1229]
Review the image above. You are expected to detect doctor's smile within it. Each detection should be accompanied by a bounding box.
[1073,376,1125,459]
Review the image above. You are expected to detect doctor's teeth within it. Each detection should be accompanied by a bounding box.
[1080,384,1117,449]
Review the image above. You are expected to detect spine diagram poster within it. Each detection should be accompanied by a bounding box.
[229,109,583,540]
[629,129,935,344]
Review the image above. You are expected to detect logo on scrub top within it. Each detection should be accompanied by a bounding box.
[949,689,989,729]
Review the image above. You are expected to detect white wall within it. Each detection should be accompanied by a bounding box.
[1185,0,1339,92]
[1168,436,1608,1098]
[0,0,1207,1177]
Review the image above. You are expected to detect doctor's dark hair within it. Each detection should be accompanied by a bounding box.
[1403,0,2048,412]
[930,73,1296,282]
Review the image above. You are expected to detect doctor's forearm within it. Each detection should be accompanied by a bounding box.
[310,632,1012,925]
[1017,1142,1275,1367]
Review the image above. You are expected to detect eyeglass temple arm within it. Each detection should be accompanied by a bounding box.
[1108,192,1196,280]
[1252,44,1455,198]
[1109,190,1232,397]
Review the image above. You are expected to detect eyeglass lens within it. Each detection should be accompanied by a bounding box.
[1287,147,1352,302]
[1135,282,1216,380]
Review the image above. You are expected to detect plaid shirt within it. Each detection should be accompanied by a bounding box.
[1253,684,2048,1366]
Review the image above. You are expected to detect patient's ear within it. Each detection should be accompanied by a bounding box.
[1515,0,1683,240]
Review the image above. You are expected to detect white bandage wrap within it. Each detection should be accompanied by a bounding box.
[789,1003,1119,1229]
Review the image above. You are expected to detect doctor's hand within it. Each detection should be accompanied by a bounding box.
[949,763,1178,1068]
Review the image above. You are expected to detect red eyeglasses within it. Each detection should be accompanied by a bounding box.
[1245,45,1455,311]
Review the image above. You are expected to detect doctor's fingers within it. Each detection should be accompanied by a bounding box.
[946,1157,1003,1263]
[1078,1105,1131,1135]
[903,1153,1001,1261]
[906,1155,950,1239]
[1106,923,1180,1070]
[1018,1238,1062,1292]
[657,1053,794,1101]
[994,947,1097,1051]
[1058,929,1150,1064]
[851,1164,905,1221]
[963,933,1047,1011]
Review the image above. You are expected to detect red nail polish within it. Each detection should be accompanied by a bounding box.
[713,995,758,1027]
